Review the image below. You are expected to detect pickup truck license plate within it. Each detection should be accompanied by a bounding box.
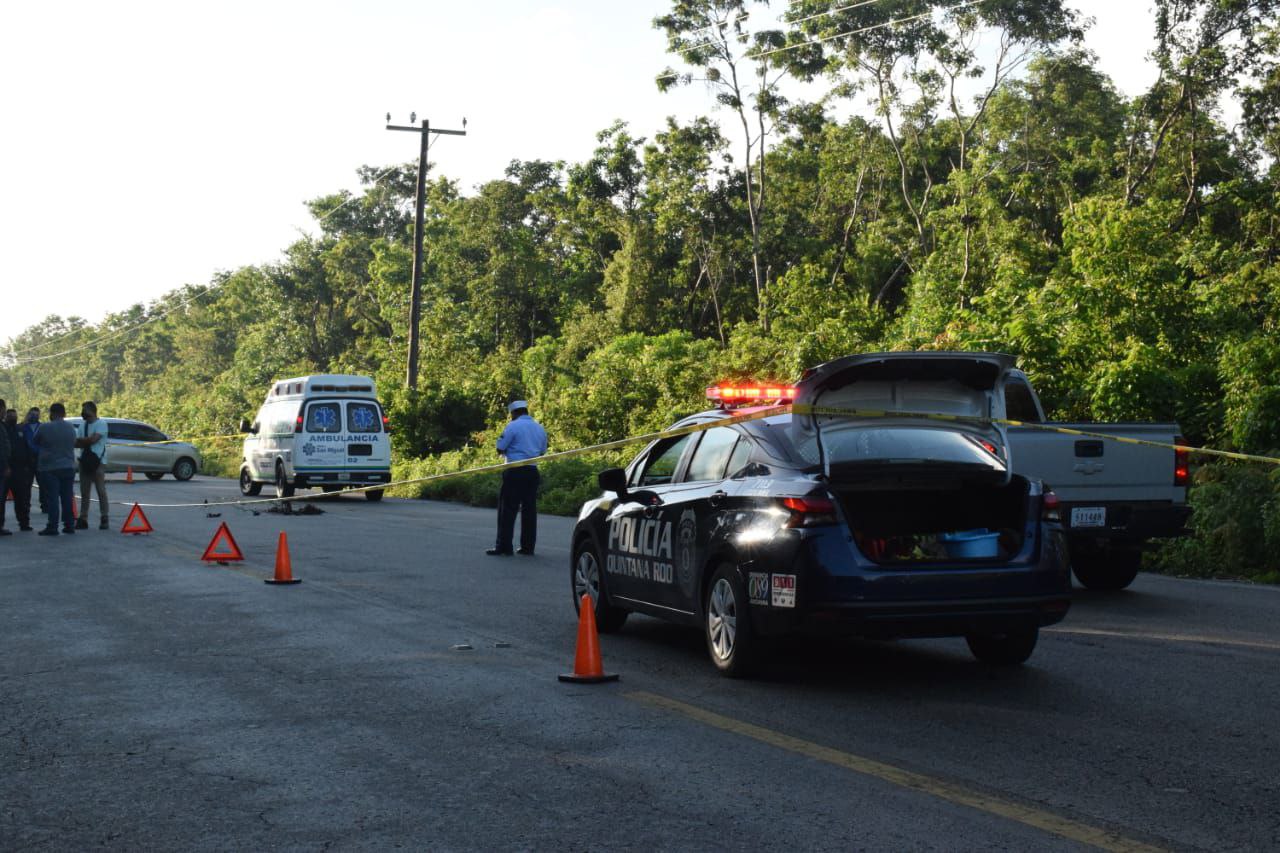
[1071,507,1106,528]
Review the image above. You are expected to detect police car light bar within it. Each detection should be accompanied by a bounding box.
[706,384,796,405]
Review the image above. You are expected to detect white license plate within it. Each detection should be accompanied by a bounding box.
[1071,507,1106,528]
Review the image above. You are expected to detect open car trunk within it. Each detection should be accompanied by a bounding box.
[836,475,1031,566]
[790,352,1014,485]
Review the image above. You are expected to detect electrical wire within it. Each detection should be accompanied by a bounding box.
[3,164,404,365]
[657,0,987,80]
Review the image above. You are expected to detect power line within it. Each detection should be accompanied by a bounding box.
[4,164,404,365]
[657,0,987,80]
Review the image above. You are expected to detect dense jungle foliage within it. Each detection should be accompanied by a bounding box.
[3,1,1279,581]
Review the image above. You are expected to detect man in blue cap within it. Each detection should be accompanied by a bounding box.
[487,400,548,557]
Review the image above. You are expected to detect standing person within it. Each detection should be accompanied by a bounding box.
[19,408,45,515]
[3,409,35,532]
[487,400,548,557]
[0,398,9,536]
[75,401,109,530]
[34,403,78,536]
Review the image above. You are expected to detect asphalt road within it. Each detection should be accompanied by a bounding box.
[2,475,1278,851]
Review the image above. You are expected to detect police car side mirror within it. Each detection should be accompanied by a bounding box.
[598,468,628,495]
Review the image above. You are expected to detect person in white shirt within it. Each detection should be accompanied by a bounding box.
[487,400,548,556]
[76,401,110,530]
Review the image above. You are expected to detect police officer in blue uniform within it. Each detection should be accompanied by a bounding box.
[487,400,548,557]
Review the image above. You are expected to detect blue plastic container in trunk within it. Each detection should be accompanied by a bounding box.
[939,529,1000,559]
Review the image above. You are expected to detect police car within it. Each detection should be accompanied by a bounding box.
[570,352,1071,676]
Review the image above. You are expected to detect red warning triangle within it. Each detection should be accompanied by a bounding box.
[120,503,154,535]
[201,521,244,563]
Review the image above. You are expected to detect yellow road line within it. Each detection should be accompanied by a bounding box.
[626,691,1164,853]
[1046,626,1280,652]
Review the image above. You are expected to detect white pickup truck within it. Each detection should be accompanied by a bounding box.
[999,365,1190,590]
[800,352,1191,591]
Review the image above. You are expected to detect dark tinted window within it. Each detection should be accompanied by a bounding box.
[107,422,146,441]
[726,438,753,478]
[1005,380,1041,423]
[684,428,739,482]
[637,434,694,487]
[346,402,382,433]
[136,425,168,442]
[306,402,342,433]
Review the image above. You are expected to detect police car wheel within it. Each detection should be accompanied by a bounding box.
[173,458,197,482]
[364,489,385,502]
[705,565,758,677]
[572,541,627,633]
[239,468,262,497]
[966,628,1038,666]
[274,463,295,498]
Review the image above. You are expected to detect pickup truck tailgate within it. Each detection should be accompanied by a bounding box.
[1007,424,1185,504]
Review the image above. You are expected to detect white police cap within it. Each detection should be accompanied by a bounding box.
[508,400,529,412]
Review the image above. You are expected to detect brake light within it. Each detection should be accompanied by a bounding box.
[1042,490,1060,522]
[383,414,392,434]
[1174,436,1189,487]
[295,414,303,434]
[781,496,837,527]
[707,383,796,406]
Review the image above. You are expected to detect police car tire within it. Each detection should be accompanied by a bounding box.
[966,628,1038,666]
[572,540,628,633]
[239,468,262,497]
[145,472,164,481]
[1071,546,1141,591]
[704,564,758,678]
[365,489,385,502]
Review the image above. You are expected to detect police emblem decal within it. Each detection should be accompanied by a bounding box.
[676,508,697,595]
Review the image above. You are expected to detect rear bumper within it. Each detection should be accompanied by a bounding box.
[294,470,390,487]
[746,525,1072,640]
[1061,501,1191,541]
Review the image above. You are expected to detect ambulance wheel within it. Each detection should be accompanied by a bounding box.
[145,472,164,481]
[274,463,295,498]
[365,489,384,502]
[572,540,628,633]
[705,564,758,678]
[239,468,262,497]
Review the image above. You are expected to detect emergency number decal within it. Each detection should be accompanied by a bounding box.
[771,574,796,608]
[747,572,770,605]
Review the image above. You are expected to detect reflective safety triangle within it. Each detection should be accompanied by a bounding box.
[120,503,153,534]
[201,522,244,563]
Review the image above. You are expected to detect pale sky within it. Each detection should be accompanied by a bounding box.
[0,0,1160,347]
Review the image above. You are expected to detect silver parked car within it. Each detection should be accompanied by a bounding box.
[65,417,203,481]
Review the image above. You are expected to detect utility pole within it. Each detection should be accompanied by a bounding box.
[386,115,466,391]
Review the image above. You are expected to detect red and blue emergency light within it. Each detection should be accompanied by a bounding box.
[706,384,796,407]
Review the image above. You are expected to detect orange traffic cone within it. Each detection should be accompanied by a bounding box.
[558,594,619,683]
[126,466,134,484]
[265,531,301,585]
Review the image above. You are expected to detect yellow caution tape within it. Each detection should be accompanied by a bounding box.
[792,405,1280,465]
[117,402,1279,510]
[119,406,793,509]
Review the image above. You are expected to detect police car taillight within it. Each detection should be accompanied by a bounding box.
[707,384,796,406]
[383,414,392,434]
[781,496,837,527]
[1042,490,1060,522]
[1173,436,1189,486]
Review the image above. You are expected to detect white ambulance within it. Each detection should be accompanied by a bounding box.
[239,374,391,501]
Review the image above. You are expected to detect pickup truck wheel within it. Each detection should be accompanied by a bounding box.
[966,628,1038,665]
[1072,546,1141,591]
